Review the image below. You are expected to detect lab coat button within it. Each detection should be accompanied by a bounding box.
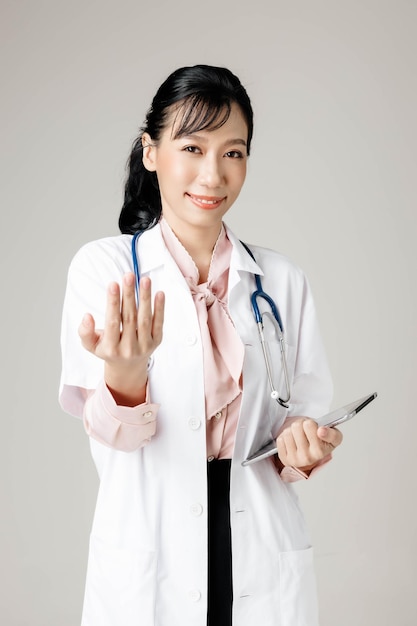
[188,589,201,602]
[190,503,203,516]
[185,334,197,346]
[188,417,201,430]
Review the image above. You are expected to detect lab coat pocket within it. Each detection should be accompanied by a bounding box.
[278,546,319,626]
[83,535,157,626]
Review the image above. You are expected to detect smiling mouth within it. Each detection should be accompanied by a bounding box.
[186,193,226,209]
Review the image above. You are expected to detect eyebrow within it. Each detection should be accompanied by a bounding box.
[180,134,247,148]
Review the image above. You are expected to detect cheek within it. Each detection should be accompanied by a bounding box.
[232,164,247,193]
[157,153,196,187]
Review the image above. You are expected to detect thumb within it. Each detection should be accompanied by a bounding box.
[78,313,100,352]
[317,426,343,448]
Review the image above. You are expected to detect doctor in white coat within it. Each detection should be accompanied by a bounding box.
[60,64,343,626]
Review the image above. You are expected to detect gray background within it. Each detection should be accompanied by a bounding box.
[1,1,416,624]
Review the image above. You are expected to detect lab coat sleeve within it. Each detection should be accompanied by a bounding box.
[59,242,110,418]
[58,240,160,445]
[287,272,333,420]
[274,271,334,480]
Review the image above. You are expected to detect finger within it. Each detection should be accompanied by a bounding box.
[317,426,343,449]
[290,419,312,451]
[302,419,326,459]
[137,277,153,347]
[281,419,321,467]
[103,282,122,344]
[276,433,289,465]
[151,291,165,345]
[78,313,100,352]
[285,419,320,466]
[120,273,139,342]
[278,426,299,464]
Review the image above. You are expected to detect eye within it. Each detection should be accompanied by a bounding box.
[183,145,202,154]
[225,150,245,159]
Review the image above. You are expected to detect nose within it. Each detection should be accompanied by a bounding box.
[198,154,224,188]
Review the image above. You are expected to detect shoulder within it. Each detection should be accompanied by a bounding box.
[69,235,133,275]
[225,223,303,273]
[227,226,306,280]
[245,244,310,300]
[65,235,135,288]
[224,225,310,302]
[245,243,305,276]
[71,234,132,261]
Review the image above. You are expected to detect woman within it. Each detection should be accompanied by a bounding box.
[60,64,342,626]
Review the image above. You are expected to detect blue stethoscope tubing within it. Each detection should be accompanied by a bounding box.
[131,231,143,303]
[240,242,291,408]
[131,232,291,408]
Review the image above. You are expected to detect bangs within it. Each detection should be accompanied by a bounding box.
[171,95,232,139]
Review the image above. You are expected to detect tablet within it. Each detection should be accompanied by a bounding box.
[241,392,377,466]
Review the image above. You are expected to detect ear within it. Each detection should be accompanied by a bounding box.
[142,132,157,172]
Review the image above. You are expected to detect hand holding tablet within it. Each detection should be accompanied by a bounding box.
[242,392,377,466]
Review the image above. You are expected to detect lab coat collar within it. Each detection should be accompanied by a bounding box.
[225,224,264,276]
[135,221,264,277]
[135,223,168,274]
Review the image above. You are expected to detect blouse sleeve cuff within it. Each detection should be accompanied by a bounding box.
[100,379,160,426]
[83,380,160,452]
[280,453,333,483]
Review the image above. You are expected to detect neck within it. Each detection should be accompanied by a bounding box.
[162,216,223,282]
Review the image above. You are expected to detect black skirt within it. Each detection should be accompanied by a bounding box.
[207,459,233,626]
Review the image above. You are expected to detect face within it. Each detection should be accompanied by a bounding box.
[142,103,248,240]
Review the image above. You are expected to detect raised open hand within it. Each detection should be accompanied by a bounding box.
[79,273,165,406]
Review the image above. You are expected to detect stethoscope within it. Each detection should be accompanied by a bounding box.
[131,232,291,408]
[240,241,291,408]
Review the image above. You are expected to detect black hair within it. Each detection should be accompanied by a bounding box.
[118,64,254,234]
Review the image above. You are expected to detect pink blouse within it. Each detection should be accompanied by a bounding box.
[159,218,244,459]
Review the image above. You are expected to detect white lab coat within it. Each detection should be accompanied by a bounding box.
[59,223,333,626]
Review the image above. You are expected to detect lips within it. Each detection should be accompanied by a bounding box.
[186,193,226,210]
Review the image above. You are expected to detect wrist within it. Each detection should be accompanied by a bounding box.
[104,361,148,407]
[272,454,284,473]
